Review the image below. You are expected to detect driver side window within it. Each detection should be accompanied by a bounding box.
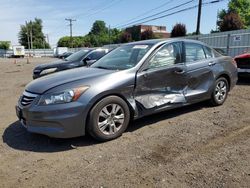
[148,42,182,69]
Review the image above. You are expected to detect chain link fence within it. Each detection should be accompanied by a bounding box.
[184,29,250,57]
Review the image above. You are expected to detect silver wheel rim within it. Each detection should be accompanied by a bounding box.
[98,104,125,135]
[215,80,227,102]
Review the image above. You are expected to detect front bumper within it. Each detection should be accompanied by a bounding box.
[15,101,88,138]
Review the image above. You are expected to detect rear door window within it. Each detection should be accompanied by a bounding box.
[185,43,206,63]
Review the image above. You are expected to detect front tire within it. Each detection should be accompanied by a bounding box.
[210,77,229,106]
[87,96,130,141]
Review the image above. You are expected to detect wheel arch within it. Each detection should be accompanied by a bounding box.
[216,73,231,91]
[84,92,137,133]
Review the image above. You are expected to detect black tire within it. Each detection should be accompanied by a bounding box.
[210,77,229,106]
[87,96,130,141]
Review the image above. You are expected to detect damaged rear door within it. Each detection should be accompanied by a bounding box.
[183,42,215,103]
[134,42,188,115]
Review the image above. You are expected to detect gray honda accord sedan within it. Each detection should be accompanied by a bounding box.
[16,39,238,141]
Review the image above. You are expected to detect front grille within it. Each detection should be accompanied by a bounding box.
[21,91,38,106]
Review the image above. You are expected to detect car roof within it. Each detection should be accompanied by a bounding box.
[123,38,205,46]
[78,48,109,51]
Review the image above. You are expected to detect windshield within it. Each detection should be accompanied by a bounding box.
[65,49,90,61]
[91,44,152,70]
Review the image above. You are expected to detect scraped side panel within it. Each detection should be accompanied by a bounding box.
[135,91,186,109]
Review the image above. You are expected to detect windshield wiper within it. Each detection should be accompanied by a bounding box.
[95,66,110,70]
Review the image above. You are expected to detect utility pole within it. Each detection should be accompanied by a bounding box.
[30,21,33,56]
[25,21,31,56]
[65,18,76,48]
[108,25,111,47]
[30,30,33,49]
[196,0,202,35]
[46,34,50,48]
[46,34,49,44]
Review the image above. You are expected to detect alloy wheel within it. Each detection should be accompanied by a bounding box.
[98,104,125,135]
[214,80,227,102]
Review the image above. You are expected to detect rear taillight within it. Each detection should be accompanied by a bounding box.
[232,59,237,68]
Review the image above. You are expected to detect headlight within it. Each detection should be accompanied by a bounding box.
[40,68,57,75]
[38,86,89,105]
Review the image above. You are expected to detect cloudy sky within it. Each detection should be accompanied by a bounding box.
[0,0,228,47]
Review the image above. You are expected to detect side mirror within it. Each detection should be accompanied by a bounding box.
[84,58,97,66]
[84,57,91,62]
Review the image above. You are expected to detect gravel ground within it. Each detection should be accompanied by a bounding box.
[0,57,249,188]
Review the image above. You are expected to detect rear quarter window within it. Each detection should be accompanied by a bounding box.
[204,46,213,58]
[213,49,223,57]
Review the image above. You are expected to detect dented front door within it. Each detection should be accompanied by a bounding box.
[134,42,188,114]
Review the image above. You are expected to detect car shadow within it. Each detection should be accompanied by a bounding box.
[3,101,207,153]
[2,121,99,153]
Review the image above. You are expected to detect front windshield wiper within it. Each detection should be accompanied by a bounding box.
[94,66,110,70]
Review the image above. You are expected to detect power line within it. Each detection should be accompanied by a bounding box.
[86,0,123,17]
[117,0,226,29]
[47,0,122,40]
[115,0,196,28]
[76,0,114,17]
[112,0,175,28]
[74,0,122,18]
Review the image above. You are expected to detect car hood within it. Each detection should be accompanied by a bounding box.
[26,67,115,94]
[34,60,76,69]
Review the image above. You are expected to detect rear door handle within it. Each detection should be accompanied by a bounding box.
[174,69,185,74]
[208,62,216,66]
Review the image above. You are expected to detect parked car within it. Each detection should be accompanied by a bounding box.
[53,47,68,57]
[16,39,238,141]
[58,52,73,59]
[12,45,25,58]
[33,48,109,79]
[234,52,250,76]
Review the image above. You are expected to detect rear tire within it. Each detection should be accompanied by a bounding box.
[210,77,229,106]
[87,96,130,141]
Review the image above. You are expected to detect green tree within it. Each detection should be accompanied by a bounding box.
[110,28,122,43]
[89,20,108,35]
[58,36,90,48]
[218,0,250,29]
[18,18,50,49]
[57,20,122,47]
[0,41,10,50]
[87,21,121,47]
[120,31,132,43]
[218,11,244,32]
[141,30,155,40]
[228,0,250,27]
[171,23,187,37]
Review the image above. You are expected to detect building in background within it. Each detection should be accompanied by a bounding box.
[125,25,170,40]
